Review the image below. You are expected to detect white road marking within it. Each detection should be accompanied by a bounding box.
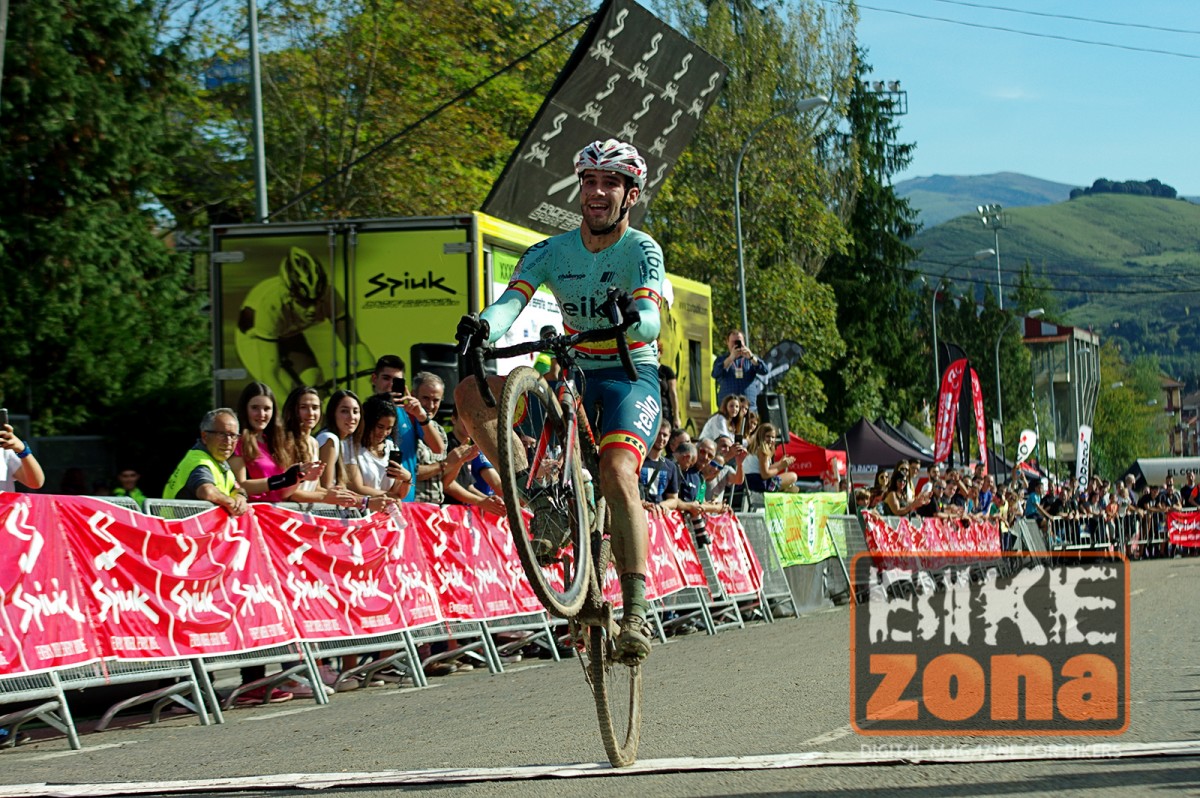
[10,740,1199,797]
[244,705,323,721]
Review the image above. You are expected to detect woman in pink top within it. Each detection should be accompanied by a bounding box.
[228,382,297,502]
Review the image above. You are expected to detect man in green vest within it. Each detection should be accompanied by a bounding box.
[163,408,249,516]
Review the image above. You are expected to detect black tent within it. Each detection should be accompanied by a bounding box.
[876,418,933,457]
[830,418,933,469]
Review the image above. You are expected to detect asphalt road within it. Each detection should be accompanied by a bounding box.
[2,556,1198,798]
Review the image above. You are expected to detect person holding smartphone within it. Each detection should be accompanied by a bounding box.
[711,329,768,407]
[0,409,45,492]
[369,354,442,502]
[345,394,411,502]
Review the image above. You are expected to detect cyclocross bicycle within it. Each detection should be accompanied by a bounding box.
[460,290,643,767]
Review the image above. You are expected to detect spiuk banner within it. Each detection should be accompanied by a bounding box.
[0,495,760,677]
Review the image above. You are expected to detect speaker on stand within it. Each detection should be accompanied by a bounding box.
[757,392,790,444]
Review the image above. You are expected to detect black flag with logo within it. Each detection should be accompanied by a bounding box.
[481,0,728,236]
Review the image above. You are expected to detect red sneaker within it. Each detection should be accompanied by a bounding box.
[234,686,294,706]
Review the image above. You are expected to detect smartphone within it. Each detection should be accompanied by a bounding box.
[392,376,406,395]
[0,408,8,429]
[388,448,405,464]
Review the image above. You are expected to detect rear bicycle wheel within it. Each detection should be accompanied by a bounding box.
[497,366,591,618]
[585,594,643,768]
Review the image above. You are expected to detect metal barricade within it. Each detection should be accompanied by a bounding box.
[53,658,215,732]
[87,495,143,513]
[737,512,796,618]
[142,498,222,520]
[143,499,329,710]
[480,612,564,670]
[303,631,426,690]
[408,620,500,675]
[0,671,80,750]
[276,502,364,520]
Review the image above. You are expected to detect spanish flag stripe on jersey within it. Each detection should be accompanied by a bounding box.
[573,340,649,356]
[631,286,663,308]
[506,279,535,302]
[562,321,649,356]
[599,430,649,464]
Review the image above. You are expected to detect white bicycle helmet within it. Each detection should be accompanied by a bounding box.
[574,139,647,190]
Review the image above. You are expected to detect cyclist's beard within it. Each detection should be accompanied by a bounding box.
[585,197,632,236]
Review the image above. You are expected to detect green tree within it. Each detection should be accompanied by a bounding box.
[171,0,590,225]
[1092,342,1168,476]
[647,0,857,442]
[0,1,210,443]
[814,49,924,435]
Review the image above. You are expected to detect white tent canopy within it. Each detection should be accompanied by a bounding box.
[1122,457,1200,489]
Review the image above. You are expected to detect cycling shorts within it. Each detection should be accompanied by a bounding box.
[580,363,662,466]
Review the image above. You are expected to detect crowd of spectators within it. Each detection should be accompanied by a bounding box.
[856,459,1199,558]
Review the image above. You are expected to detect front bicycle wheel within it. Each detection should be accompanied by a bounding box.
[498,366,591,618]
[585,591,643,768]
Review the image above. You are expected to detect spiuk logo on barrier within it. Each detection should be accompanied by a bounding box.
[850,552,1129,736]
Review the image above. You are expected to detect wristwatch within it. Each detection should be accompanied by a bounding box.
[418,416,432,426]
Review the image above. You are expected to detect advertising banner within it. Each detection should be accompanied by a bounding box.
[0,495,99,675]
[55,497,296,659]
[1167,511,1200,548]
[404,502,489,621]
[482,0,728,235]
[644,510,688,599]
[1016,429,1037,464]
[762,492,848,566]
[215,231,373,407]
[970,367,988,475]
[704,511,763,596]
[1076,424,1093,486]
[934,359,967,463]
[863,514,1001,560]
[252,504,411,640]
[0,495,761,677]
[659,511,708,593]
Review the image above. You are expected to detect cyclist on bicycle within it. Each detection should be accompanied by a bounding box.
[455,139,665,664]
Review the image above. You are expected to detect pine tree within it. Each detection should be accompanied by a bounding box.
[815,49,924,433]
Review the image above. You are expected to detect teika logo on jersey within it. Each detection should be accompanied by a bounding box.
[561,294,617,319]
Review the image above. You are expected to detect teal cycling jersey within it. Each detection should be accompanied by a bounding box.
[481,227,665,369]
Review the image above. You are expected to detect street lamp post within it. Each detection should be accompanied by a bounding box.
[248,0,270,223]
[977,204,1007,309]
[734,95,829,344]
[995,308,1044,469]
[929,248,995,397]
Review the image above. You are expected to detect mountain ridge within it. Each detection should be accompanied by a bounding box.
[907,192,1200,386]
[895,172,1078,228]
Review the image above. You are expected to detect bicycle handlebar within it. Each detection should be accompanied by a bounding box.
[461,288,640,408]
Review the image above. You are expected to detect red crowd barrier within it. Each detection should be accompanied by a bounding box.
[0,494,760,678]
[1167,510,1200,548]
[862,513,1002,570]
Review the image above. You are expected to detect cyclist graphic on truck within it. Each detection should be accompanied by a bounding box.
[235,246,375,400]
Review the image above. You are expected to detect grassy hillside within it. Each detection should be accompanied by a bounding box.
[908,193,1200,385]
[895,172,1077,228]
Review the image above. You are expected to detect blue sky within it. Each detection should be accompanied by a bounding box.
[850,0,1199,195]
